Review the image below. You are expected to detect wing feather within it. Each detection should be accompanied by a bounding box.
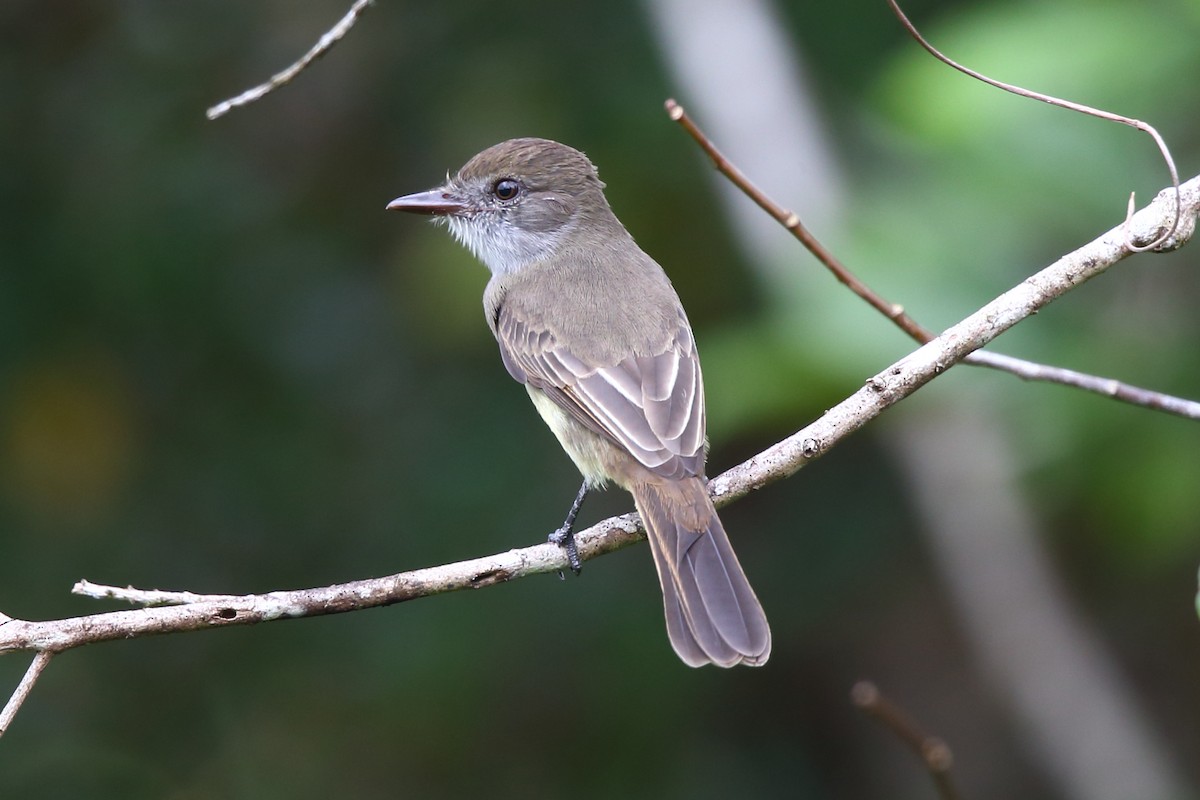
[494,302,706,479]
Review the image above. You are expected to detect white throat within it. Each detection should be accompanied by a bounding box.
[443,214,570,276]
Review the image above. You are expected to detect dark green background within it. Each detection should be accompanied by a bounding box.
[2,1,1198,797]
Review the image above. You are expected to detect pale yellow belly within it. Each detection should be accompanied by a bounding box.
[526,386,624,489]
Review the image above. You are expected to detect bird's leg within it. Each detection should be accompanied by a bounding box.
[548,481,589,576]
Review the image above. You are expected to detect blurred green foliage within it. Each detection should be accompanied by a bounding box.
[1,1,1198,798]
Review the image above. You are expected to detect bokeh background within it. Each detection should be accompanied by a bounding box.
[2,1,1199,797]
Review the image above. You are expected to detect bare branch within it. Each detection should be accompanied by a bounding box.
[72,579,244,607]
[884,0,1181,252]
[206,0,375,121]
[0,653,53,737]
[1,516,643,656]
[968,350,1200,418]
[665,99,1200,420]
[852,681,962,800]
[665,97,937,343]
[705,174,1196,505]
[2,168,1196,735]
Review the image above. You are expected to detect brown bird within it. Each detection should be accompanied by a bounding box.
[388,138,770,667]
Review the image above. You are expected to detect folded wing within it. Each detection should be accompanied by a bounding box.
[495,304,706,480]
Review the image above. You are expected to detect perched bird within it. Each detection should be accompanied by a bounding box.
[388,138,770,667]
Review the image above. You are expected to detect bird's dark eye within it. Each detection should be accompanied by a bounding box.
[493,178,521,201]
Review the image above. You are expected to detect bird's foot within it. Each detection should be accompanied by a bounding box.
[548,524,582,577]
[548,481,589,577]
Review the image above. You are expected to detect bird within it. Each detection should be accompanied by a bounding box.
[387,138,770,667]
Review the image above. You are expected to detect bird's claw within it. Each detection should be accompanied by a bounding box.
[548,525,582,576]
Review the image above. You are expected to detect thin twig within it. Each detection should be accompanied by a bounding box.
[665,98,1200,420]
[852,681,962,800]
[884,0,1181,252]
[206,0,375,120]
[72,579,243,607]
[666,99,930,342]
[968,350,1200,417]
[0,653,54,737]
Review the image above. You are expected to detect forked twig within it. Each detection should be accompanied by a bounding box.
[665,99,1200,420]
[885,0,1181,252]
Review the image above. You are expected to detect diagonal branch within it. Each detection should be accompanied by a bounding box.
[1,174,1193,740]
[852,681,962,800]
[0,653,53,737]
[206,0,375,120]
[666,99,1200,420]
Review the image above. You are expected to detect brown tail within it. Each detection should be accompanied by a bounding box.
[633,476,771,667]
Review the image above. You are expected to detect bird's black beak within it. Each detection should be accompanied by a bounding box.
[386,188,465,216]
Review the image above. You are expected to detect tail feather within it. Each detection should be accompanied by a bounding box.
[634,477,771,667]
[656,568,719,668]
